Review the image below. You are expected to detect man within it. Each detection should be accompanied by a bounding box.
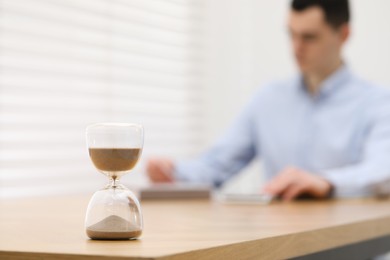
[147,0,390,200]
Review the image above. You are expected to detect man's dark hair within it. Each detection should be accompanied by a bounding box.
[291,0,350,28]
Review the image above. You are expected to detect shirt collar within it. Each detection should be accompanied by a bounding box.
[299,64,352,99]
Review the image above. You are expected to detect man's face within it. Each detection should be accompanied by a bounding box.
[288,7,348,75]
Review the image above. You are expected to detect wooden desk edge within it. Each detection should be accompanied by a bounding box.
[0,251,152,260]
[158,215,390,260]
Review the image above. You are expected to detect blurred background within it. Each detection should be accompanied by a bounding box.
[1,0,390,198]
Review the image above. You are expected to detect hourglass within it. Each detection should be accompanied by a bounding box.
[85,123,144,240]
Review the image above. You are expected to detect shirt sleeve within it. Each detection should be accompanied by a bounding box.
[173,91,260,187]
[321,97,390,198]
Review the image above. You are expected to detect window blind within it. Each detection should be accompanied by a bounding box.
[0,0,206,198]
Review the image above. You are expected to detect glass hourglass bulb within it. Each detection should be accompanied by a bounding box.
[85,123,144,240]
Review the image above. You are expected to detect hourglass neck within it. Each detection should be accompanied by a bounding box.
[107,177,122,189]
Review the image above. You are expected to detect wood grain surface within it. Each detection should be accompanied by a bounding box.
[1,196,390,259]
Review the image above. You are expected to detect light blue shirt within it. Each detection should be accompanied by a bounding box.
[174,65,390,197]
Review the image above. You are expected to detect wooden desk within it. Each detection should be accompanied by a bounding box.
[1,196,390,259]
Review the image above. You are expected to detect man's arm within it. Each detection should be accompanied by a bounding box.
[146,89,261,186]
[173,93,259,186]
[319,100,390,197]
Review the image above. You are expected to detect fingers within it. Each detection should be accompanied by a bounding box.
[146,158,174,183]
[263,167,297,196]
[308,176,333,198]
[262,167,331,201]
[282,183,306,201]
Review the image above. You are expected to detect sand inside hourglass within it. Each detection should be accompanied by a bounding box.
[89,148,141,179]
[86,215,142,240]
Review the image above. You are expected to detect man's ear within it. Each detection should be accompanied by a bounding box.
[339,23,350,44]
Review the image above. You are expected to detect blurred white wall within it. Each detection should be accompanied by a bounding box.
[345,0,390,86]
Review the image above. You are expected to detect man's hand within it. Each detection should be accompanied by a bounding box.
[262,167,332,201]
[146,158,175,183]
